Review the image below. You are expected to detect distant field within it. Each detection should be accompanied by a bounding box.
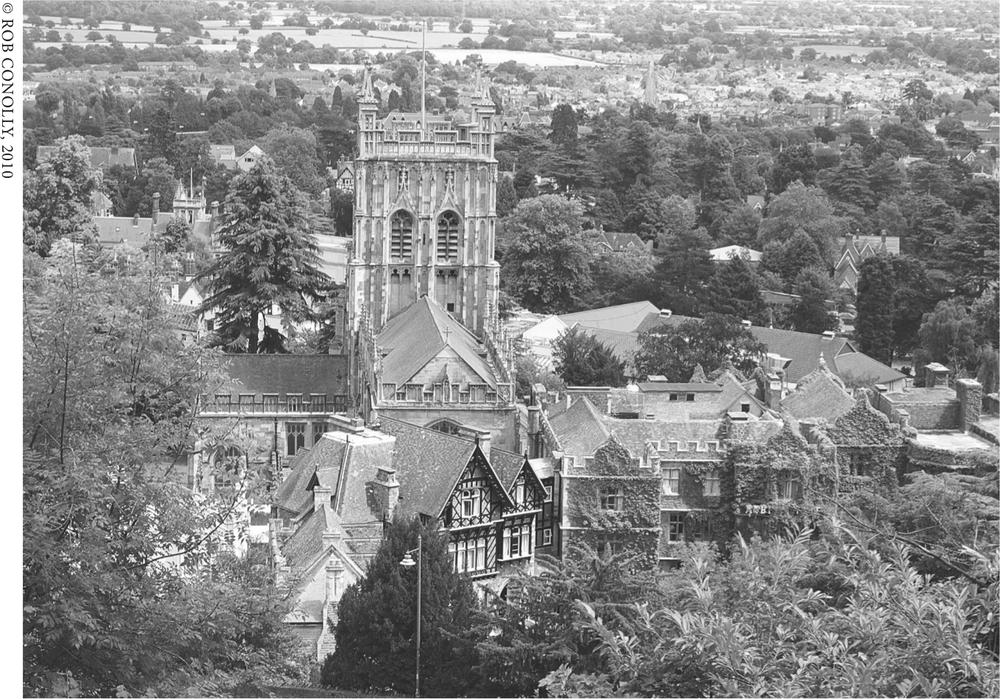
[800,44,877,57]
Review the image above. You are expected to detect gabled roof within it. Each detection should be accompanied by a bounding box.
[559,301,660,333]
[828,350,907,386]
[782,369,855,422]
[275,438,349,518]
[377,296,496,388]
[547,396,611,456]
[378,416,513,519]
[598,231,648,252]
[709,245,762,262]
[220,354,348,397]
[93,215,170,247]
[605,418,728,457]
[490,449,529,491]
[282,505,329,570]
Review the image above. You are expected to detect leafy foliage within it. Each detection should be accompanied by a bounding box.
[553,327,627,387]
[635,314,765,381]
[23,245,302,697]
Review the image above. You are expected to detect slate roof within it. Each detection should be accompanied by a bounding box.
[377,296,496,388]
[275,439,349,518]
[829,351,907,386]
[547,396,611,456]
[559,301,660,333]
[490,449,529,491]
[377,416,481,519]
[220,354,348,397]
[282,505,328,570]
[782,369,856,421]
[93,215,170,247]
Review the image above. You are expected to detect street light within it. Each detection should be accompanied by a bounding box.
[399,533,422,698]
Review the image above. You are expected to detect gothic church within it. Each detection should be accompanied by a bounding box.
[346,69,519,452]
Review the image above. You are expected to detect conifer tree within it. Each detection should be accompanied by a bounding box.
[198,157,330,353]
[321,517,479,696]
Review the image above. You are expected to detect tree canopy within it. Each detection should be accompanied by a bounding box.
[198,157,331,353]
[634,314,765,381]
[553,326,627,387]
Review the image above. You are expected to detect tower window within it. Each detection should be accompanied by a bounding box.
[390,211,414,260]
[436,211,460,261]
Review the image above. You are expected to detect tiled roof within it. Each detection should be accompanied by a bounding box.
[275,439,349,518]
[377,296,496,388]
[377,416,479,519]
[93,215,170,247]
[782,369,855,422]
[220,354,348,397]
[282,505,329,571]
[559,301,660,333]
[490,449,528,491]
[576,326,639,369]
[547,396,611,457]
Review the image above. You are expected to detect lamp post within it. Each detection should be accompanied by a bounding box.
[399,533,422,698]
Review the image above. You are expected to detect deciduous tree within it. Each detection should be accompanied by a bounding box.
[553,327,627,387]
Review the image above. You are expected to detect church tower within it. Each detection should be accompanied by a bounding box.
[346,66,500,337]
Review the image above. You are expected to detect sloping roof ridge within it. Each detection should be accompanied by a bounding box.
[378,414,479,448]
[579,396,612,438]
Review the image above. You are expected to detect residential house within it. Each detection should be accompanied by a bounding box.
[236,145,266,171]
[833,233,901,293]
[709,244,762,264]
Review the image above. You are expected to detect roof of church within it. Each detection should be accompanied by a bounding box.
[377,296,497,388]
[220,354,348,397]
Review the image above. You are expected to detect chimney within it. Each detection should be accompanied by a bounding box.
[474,429,491,458]
[313,484,333,513]
[151,192,160,224]
[659,308,672,318]
[955,378,983,432]
[741,319,752,328]
[132,214,139,227]
[170,283,179,302]
[924,362,950,389]
[210,200,219,217]
[372,466,400,520]
[527,404,541,436]
[821,330,836,340]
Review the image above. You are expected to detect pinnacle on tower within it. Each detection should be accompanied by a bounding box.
[359,63,377,103]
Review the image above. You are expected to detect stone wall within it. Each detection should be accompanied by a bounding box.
[887,398,960,430]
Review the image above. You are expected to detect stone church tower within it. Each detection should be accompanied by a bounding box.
[346,67,501,337]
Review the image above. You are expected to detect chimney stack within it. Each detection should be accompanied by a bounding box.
[210,200,219,217]
[151,192,160,224]
[955,378,983,432]
[313,484,333,513]
[924,362,950,389]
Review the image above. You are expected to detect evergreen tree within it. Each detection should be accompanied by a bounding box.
[549,103,579,147]
[321,516,479,696]
[651,226,714,316]
[496,175,519,218]
[198,157,330,353]
[790,268,836,333]
[552,327,627,387]
[855,255,896,363]
[708,256,767,323]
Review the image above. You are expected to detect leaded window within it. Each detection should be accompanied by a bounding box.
[703,470,721,496]
[667,512,685,542]
[286,422,306,456]
[663,468,681,496]
[599,488,624,512]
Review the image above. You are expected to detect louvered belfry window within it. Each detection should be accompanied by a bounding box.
[436,211,460,261]
[390,210,414,260]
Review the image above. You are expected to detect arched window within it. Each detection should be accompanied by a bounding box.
[428,419,462,436]
[436,211,460,261]
[390,210,414,260]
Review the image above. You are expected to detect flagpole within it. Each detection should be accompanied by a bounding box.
[421,19,427,137]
